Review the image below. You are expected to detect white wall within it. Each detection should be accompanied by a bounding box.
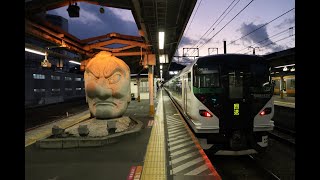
[130,78,150,100]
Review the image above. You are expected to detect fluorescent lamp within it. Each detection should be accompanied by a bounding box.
[159,32,164,49]
[160,65,163,70]
[274,64,295,68]
[159,54,168,63]
[69,60,81,65]
[25,48,46,56]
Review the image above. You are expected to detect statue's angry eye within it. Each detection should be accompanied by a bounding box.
[108,72,121,84]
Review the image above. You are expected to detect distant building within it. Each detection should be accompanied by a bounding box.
[25,14,84,108]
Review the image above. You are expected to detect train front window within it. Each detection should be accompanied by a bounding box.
[193,68,220,88]
[229,71,243,99]
[247,63,272,93]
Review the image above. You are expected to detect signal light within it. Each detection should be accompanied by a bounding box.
[259,107,272,116]
[199,110,212,117]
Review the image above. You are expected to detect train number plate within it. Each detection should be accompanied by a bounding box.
[234,103,239,116]
[258,135,268,147]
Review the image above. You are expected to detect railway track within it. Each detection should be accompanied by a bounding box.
[268,126,295,147]
[207,154,281,180]
[25,98,88,131]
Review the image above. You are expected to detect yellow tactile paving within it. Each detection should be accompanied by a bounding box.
[25,110,90,147]
[141,90,167,180]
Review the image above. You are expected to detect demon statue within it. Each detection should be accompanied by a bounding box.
[84,51,131,119]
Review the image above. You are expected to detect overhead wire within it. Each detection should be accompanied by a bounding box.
[226,7,295,47]
[174,0,202,57]
[260,34,295,48]
[188,0,240,52]
[188,0,241,55]
[243,33,295,54]
[234,26,295,53]
[192,0,255,55]
[183,0,203,38]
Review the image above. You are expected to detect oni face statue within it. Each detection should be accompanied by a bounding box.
[84,51,131,119]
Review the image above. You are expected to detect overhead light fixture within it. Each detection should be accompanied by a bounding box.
[274,64,295,68]
[25,48,46,56]
[159,54,168,63]
[69,60,81,65]
[67,3,80,18]
[41,52,52,68]
[290,67,295,72]
[99,7,105,14]
[283,66,288,71]
[159,31,164,49]
[160,65,163,70]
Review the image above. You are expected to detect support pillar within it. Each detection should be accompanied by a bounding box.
[280,75,284,99]
[137,76,140,102]
[148,65,154,116]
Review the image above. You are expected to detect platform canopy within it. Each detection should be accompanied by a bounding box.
[25,0,197,76]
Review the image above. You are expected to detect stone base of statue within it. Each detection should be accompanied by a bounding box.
[36,116,143,149]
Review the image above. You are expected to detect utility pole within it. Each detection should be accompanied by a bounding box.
[248,46,259,55]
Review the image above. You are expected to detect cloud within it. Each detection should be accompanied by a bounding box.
[108,7,135,22]
[48,2,139,39]
[264,44,288,55]
[274,16,295,29]
[238,22,271,45]
[179,35,218,49]
[238,22,284,52]
[172,56,194,65]
[179,36,197,47]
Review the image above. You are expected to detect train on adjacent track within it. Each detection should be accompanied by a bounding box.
[272,75,295,97]
[164,54,275,155]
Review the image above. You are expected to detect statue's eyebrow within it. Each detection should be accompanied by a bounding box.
[104,67,126,78]
[86,67,99,78]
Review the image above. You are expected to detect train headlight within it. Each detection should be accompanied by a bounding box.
[259,107,272,116]
[199,110,212,117]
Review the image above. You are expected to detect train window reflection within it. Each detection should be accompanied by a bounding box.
[194,69,220,88]
[229,71,243,99]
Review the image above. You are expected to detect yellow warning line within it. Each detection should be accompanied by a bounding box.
[274,101,295,108]
[169,94,222,180]
[133,166,143,180]
[141,90,167,180]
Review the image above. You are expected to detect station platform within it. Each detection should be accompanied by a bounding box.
[273,95,295,108]
[25,89,221,180]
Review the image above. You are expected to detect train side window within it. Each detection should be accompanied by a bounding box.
[193,68,220,88]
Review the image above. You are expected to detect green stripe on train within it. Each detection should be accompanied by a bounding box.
[193,87,223,94]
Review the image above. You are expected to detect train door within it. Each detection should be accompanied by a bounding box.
[220,70,251,131]
[183,74,188,112]
[280,76,286,97]
[186,72,192,116]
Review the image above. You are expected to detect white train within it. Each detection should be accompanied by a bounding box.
[164,54,274,155]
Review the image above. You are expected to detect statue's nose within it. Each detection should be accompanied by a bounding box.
[86,79,112,100]
[95,85,112,100]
